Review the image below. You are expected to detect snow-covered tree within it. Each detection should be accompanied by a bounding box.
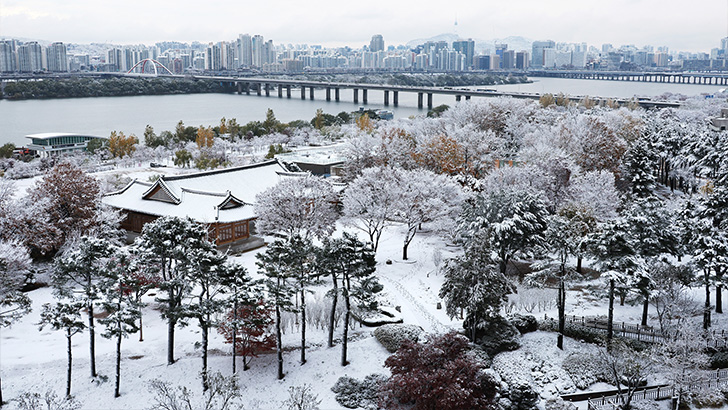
[566,170,620,222]
[439,248,514,342]
[218,298,275,372]
[0,240,32,405]
[99,248,141,398]
[184,243,228,391]
[599,341,653,410]
[390,168,463,260]
[459,188,549,274]
[38,302,85,398]
[52,235,114,378]
[342,166,399,252]
[257,239,300,379]
[254,174,338,240]
[621,137,658,198]
[134,216,208,365]
[319,232,380,365]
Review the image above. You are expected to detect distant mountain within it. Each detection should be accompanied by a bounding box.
[406,33,533,55]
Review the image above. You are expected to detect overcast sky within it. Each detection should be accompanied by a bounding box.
[1,0,726,52]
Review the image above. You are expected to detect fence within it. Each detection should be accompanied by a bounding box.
[584,370,728,410]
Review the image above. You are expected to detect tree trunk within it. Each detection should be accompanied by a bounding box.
[276,304,284,379]
[201,321,209,391]
[705,270,712,329]
[328,274,338,348]
[0,373,3,407]
[66,332,73,398]
[607,279,615,350]
[300,290,307,365]
[115,331,122,398]
[402,243,409,261]
[167,292,176,365]
[342,291,351,366]
[641,295,649,327]
[232,300,238,374]
[87,303,96,378]
[558,280,565,350]
[576,257,582,274]
[138,310,144,342]
[716,267,723,314]
[499,256,508,275]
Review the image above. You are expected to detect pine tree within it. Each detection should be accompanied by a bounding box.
[99,248,141,398]
[53,236,114,378]
[320,233,380,365]
[257,239,299,379]
[134,216,208,365]
[184,243,227,391]
[38,302,85,398]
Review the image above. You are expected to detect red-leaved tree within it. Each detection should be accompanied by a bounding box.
[380,331,498,410]
[218,300,275,371]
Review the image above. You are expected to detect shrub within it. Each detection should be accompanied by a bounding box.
[331,374,387,409]
[690,390,726,408]
[472,315,520,356]
[380,331,498,410]
[15,390,81,410]
[544,397,577,410]
[505,381,540,410]
[509,314,538,334]
[373,323,424,353]
[711,351,728,369]
[562,352,610,389]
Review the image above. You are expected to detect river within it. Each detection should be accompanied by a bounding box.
[0,77,722,147]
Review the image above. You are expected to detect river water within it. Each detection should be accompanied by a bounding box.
[0,77,722,147]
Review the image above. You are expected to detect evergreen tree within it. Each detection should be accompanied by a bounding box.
[257,239,299,379]
[459,188,549,274]
[99,248,141,398]
[38,302,85,398]
[622,137,658,198]
[320,233,380,365]
[134,216,208,365]
[217,262,261,373]
[439,247,514,343]
[184,243,228,391]
[52,236,114,378]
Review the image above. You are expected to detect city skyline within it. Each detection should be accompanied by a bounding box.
[0,0,726,53]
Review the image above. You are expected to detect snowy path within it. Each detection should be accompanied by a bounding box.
[379,272,450,334]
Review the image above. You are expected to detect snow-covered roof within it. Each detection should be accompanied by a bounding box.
[276,145,347,166]
[103,160,304,224]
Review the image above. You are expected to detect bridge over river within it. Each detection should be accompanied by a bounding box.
[165,74,681,109]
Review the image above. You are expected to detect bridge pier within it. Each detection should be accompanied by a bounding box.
[301,86,306,100]
[465,96,471,101]
[335,88,340,101]
[326,87,331,101]
[393,91,398,106]
[309,86,314,100]
[245,83,250,95]
[256,83,261,96]
[456,95,462,102]
[286,85,291,98]
[265,84,270,97]
[354,89,359,103]
[384,90,389,106]
[362,89,368,104]
[237,82,242,94]
[427,93,433,109]
[418,92,423,108]
[278,84,283,98]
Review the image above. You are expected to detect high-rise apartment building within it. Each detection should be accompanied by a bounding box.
[452,39,475,69]
[238,34,252,67]
[252,35,265,67]
[370,34,384,52]
[0,40,16,72]
[18,42,43,72]
[46,42,68,72]
[502,50,515,69]
[107,48,123,71]
[531,40,555,67]
[205,42,222,71]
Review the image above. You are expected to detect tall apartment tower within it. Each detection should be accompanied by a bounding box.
[205,43,222,71]
[0,40,16,72]
[252,35,265,67]
[502,50,515,69]
[531,40,555,67]
[452,39,475,69]
[238,34,252,67]
[18,42,43,72]
[370,34,384,52]
[46,42,68,72]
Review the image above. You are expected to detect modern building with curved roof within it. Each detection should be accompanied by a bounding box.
[25,133,107,157]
